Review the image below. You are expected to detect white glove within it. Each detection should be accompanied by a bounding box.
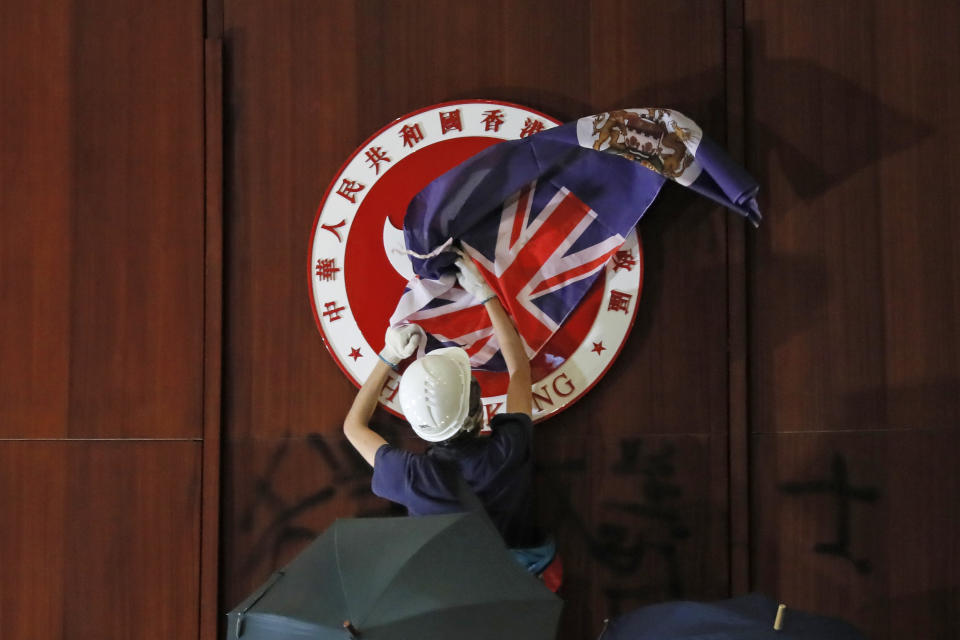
[454,248,495,302]
[379,324,424,368]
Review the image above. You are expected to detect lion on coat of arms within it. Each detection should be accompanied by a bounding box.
[591,108,697,180]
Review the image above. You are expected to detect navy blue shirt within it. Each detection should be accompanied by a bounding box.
[371,413,539,548]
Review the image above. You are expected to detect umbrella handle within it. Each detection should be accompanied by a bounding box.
[343,620,361,638]
[774,604,786,631]
[596,617,610,639]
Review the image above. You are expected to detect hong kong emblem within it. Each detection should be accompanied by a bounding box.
[309,100,643,423]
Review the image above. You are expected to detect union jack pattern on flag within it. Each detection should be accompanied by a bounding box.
[390,107,761,371]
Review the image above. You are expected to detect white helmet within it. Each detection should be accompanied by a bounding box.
[398,347,476,442]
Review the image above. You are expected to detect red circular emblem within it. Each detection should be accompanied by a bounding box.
[310,100,643,423]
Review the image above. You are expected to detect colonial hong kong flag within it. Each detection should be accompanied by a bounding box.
[390,108,761,371]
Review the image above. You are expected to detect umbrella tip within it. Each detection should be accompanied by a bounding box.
[773,603,786,631]
[343,620,361,638]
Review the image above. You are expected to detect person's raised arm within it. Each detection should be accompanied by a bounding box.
[343,324,422,466]
[454,249,532,416]
[484,297,532,416]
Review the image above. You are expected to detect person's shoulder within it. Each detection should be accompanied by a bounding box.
[489,412,533,429]
[372,445,442,502]
[487,412,533,443]
[375,443,430,468]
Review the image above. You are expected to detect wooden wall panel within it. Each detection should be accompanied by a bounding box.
[535,431,727,634]
[752,432,960,639]
[222,433,406,606]
[221,1,732,637]
[1,1,73,437]
[746,1,960,638]
[0,0,205,439]
[0,442,202,640]
[1,2,210,640]
[746,0,960,434]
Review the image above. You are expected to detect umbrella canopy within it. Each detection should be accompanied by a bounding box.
[227,512,562,640]
[599,593,865,640]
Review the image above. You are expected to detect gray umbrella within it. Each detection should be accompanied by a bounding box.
[227,512,562,640]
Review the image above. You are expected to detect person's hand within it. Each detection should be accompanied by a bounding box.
[454,248,495,302]
[379,324,424,368]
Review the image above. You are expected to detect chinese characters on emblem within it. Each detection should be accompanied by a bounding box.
[336,179,365,203]
[608,290,633,313]
[315,258,340,282]
[320,219,346,242]
[364,146,391,174]
[481,109,505,132]
[322,301,346,322]
[400,123,425,148]
[439,109,462,134]
[612,250,637,273]
[519,117,546,138]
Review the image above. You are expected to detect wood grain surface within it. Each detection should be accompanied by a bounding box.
[220,1,731,636]
[746,1,960,637]
[3,1,958,639]
[0,442,201,640]
[0,0,205,439]
[0,2,207,640]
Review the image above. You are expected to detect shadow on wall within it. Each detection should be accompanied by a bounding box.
[744,29,936,207]
[842,378,960,429]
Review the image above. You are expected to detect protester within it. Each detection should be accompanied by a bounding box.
[343,249,561,588]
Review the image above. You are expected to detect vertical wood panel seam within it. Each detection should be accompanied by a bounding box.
[724,0,751,596]
[200,37,224,640]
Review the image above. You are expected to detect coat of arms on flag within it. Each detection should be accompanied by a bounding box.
[310,101,759,422]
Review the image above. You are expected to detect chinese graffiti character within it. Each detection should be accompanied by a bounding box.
[612,250,637,273]
[236,430,404,581]
[537,438,690,617]
[608,290,633,313]
[601,440,689,611]
[606,440,690,539]
[322,300,346,322]
[780,454,879,574]
[315,258,340,282]
[320,219,346,243]
[364,146,392,174]
[399,123,425,148]
[336,179,366,204]
[519,117,546,138]
[439,109,463,134]
[481,109,506,132]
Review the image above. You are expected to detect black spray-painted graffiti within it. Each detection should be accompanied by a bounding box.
[538,438,690,615]
[779,453,880,574]
[236,430,404,579]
